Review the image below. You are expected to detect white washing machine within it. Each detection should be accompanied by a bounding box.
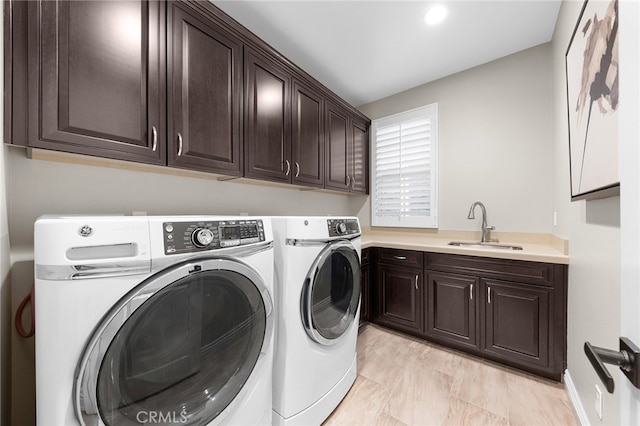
[271,216,361,426]
[34,215,274,426]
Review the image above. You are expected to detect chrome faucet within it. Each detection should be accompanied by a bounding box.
[467,201,497,243]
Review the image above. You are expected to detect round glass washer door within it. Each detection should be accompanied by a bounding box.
[301,240,360,346]
[75,256,273,426]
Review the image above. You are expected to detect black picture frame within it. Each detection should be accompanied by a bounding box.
[565,0,620,201]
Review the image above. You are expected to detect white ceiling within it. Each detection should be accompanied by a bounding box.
[213,1,562,107]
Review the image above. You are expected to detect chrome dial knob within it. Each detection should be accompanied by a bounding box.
[335,222,347,234]
[192,228,214,247]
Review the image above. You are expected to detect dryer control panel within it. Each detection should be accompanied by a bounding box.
[163,219,265,255]
[327,218,360,237]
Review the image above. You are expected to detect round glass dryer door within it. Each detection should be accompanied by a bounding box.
[301,241,360,345]
[75,257,272,426]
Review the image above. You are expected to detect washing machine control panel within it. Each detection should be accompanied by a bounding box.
[163,219,265,255]
[327,218,360,237]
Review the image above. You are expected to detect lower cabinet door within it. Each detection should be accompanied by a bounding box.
[426,272,479,350]
[482,279,550,368]
[359,262,370,323]
[374,264,423,335]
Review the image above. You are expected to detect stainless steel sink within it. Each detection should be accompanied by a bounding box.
[448,241,523,250]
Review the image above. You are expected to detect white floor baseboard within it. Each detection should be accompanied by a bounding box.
[565,369,590,426]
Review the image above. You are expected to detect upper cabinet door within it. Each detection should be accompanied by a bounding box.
[324,101,350,191]
[32,1,165,164]
[350,117,369,194]
[292,80,324,187]
[167,2,242,176]
[244,48,292,183]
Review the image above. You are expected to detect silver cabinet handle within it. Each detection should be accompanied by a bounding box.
[295,162,300,178]
[151,126,158,152]
[415,275,419,290]
[284,160,291,176]
[488,286,491,304]
[470,283,474,300]
[177,133,183,156]
[351,176,356,188]
[393,256,407,260]
[345,175,351,187]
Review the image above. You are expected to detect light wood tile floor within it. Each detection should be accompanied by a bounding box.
[325,324,579,426]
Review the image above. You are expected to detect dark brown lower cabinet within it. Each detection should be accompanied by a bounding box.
[374,263,424,336]
[366,248,567,381]
[482,279,550,368]
[426,272,479,350]
[359,248,370,324]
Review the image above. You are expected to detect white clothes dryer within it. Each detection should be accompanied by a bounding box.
[34,215,274,426]
[271,216,361,426]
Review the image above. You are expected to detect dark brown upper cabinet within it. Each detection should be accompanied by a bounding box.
[4,0,28,146]
[28,0,166,164]
[244,48,292,183]
[6,0,370,189]
[325,100,369,194]
[292,80,324,187]
[325,101,350,192]
[167,2,243,175]
[350,117,369,194]
[244,52,327,187]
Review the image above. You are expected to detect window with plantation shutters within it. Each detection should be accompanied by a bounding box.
[371,104,438,228]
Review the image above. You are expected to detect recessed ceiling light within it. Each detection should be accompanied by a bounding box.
[424,4,448,26]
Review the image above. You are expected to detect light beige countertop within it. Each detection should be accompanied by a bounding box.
[361,228,569,265]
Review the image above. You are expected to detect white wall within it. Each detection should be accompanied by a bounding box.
[356,43,554,234]
[552,1,621,425]
[619,0,640,423]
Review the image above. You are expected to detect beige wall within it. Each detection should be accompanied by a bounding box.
[1,144,10,426]
[4,146,357,424]
[552,1,620,424]
[1,152,11,426]
[0,158,12,425]
[5,149,356,251]
[356,8,623,422]
[1,6,12,424]
[356,43,554,234]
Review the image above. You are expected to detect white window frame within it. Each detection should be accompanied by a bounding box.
[370,103,438,229]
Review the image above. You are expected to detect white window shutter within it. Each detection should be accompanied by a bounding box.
[371,104,438,228]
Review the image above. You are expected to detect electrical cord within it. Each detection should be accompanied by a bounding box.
[15,283,34,338]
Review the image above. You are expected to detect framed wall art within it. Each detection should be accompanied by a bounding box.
[565,0,619,201]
